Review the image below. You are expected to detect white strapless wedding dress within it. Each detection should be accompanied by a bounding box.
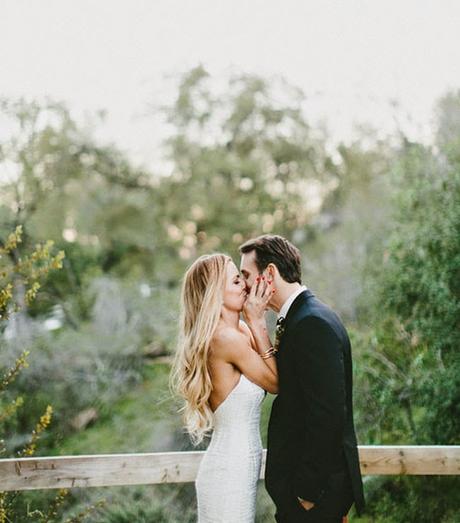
[195,373,265,522]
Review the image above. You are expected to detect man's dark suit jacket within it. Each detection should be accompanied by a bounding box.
[265,289,365,521]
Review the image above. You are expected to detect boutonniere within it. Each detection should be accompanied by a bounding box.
[274,316,285,351]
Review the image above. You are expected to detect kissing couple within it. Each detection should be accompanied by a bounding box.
[172,235,365,522]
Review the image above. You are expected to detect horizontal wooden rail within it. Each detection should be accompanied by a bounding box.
[0,446,458,492]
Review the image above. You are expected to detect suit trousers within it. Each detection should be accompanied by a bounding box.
[273,469,354,523]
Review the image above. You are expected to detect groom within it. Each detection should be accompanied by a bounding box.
[240,235,365,523]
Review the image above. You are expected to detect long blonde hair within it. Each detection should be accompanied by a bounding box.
[170,253,231,445]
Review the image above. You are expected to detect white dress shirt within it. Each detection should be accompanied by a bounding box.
[278,285,308,319]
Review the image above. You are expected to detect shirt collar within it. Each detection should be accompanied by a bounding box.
[278,285,307,319]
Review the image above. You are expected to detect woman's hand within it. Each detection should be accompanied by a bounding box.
[240,275,278,391]
[242,276,273,327]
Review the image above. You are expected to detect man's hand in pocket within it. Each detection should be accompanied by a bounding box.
[297,497,315,511]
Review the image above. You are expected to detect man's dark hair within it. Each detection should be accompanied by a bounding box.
[239,235,302,284]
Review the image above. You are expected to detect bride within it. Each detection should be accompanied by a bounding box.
[171,253,278,522]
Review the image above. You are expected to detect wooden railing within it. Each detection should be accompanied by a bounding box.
[0,446,459,492]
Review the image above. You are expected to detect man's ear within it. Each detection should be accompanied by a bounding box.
[266,263,276,281]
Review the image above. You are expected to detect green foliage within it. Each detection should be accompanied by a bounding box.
[154,66,338,280]
[0,226,65,321]
[1,75,459,521]
[380,144,460,360]
[0,74,342,459]
[354,91,460,521]
[360,476,459,523]
[0,226,62,454]
[0,227,107,521]
[60,485,196,523]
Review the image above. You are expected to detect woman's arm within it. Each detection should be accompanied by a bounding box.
[242,317,277,379]
[212,328,278,393]
[242,277,278,383]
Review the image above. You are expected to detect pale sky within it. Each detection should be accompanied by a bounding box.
[2,0,460,171]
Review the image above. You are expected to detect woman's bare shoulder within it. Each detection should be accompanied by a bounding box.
[212,323,251,358]
[213,324,245,345]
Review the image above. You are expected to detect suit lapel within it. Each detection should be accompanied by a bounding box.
[277,289,314,354]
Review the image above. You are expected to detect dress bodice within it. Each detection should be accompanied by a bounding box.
[209,373,265,449]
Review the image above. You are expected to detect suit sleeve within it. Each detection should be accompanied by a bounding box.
[292,315,346,503]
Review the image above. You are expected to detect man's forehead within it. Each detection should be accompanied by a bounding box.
[240,251,257,269]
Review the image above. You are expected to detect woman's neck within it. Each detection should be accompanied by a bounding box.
[220,307,240,330]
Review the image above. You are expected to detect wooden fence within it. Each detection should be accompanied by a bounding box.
[0,446,459,492]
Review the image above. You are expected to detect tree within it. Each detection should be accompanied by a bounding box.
[152,66,338,280]
[0,226,106,521]
[353,92,460,522]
